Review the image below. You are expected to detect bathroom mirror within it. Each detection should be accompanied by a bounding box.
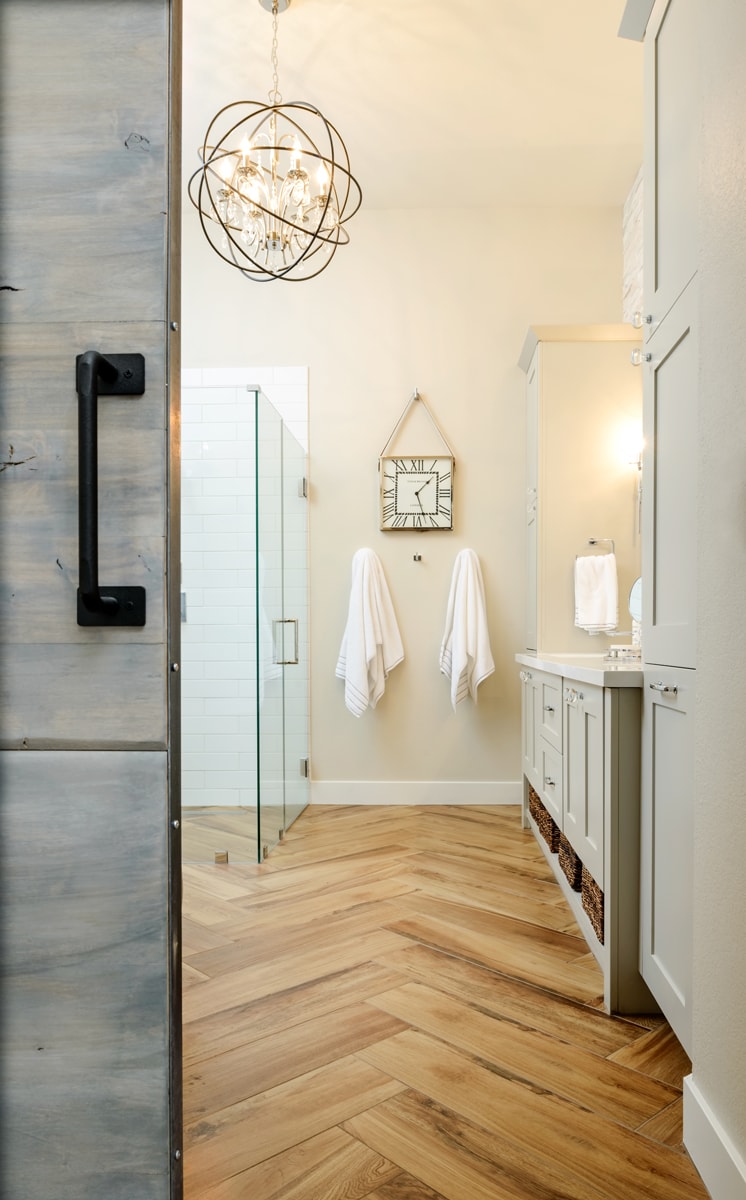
[629,576,642,622]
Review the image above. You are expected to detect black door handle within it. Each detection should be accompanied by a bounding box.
[76,350,147,626]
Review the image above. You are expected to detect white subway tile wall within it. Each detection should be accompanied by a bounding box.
[181,369,309,810]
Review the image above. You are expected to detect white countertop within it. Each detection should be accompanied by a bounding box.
[516,652,643,687]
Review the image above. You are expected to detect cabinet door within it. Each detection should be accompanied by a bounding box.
[641,282,697,668]
[563,683,604,886]
[643,0,698,337]
[640,666,694,1055]
[539,739,563,826]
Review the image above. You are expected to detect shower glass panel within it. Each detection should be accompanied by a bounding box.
[257,395,310,858]
[180,380,309,864]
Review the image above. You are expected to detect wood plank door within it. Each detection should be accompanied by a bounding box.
[0,2,182,1197]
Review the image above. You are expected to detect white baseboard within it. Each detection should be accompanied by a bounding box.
[684,1075,746,1200]
[309,780,522,806]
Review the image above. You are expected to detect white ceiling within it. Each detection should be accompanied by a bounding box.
[182,0,644,211]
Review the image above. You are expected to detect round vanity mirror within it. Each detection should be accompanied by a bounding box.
[629,576,642,622]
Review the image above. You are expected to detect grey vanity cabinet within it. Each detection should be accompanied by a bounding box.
[518,656,654,1015]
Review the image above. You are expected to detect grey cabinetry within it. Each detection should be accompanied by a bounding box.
[520,666,563,824]
[638,0,698,1055]
[563,682,604,889]
[640,667,695,1054]
[518,657,653,1015]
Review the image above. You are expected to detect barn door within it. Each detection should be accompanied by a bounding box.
[0,2,182,1198]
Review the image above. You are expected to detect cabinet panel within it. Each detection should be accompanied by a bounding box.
[641,283,697,668]
[539,739,563,825]
[643,0,698,335]
[563,682,604,887]
[640,666,694,1054]
[520,668,540,789]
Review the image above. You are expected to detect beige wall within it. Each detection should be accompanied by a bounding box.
[182,202,624,797]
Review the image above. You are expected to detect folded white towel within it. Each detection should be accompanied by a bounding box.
[335,549,404,717]
[574,553,618,633]
[439,549,495,708]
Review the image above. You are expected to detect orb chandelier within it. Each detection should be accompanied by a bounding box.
[188,0,362,283]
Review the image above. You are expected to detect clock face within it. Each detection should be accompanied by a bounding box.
[380,456,453,530]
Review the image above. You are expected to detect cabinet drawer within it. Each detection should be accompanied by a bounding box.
[537,672,562,751]
[538,738,562,825]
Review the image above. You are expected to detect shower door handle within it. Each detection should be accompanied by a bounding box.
[273,618,299,665]
[76,350,147,626]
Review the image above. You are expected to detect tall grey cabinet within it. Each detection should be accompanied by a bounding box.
[637,0,698,1057]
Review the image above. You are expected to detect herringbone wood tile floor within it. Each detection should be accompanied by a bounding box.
[181,804,710,1199]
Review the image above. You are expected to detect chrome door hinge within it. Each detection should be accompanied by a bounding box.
[300,757,309,778]
[298,476,308,499]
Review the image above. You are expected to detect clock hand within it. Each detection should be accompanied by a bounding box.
[415,477,434,497]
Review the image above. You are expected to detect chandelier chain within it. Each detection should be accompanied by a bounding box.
[269,1,282,105]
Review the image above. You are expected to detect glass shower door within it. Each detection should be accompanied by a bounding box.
[256,392,309,858]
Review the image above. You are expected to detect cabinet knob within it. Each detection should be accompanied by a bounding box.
[520,670,532,683]
[649,681,678,696]
[544,777,556,788]
[631,348,653,366]
[544,705,554,713]
[632,311,653,329]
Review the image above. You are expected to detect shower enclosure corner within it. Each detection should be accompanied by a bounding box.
[180,382,309,864]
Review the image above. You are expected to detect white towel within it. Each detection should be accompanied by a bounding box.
[439,549,495,708]
[335,548,404,717]
[574,553,618,633]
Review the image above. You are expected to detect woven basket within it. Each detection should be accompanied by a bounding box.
[581,865,604,944]
[558,833,583,891]
[528,785,560,853]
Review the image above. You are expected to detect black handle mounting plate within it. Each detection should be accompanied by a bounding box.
[77,586,146,627]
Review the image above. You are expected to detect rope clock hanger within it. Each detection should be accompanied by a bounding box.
[378,390,455,531]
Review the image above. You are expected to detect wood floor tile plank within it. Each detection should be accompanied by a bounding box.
[398,863,581,933]
[185,1002,408,1121]
[184,1056,405,1195]
[216,876,419,935]
[354,1030,709,1200]
[365,1173,448,1199]
[369,982,680,1127]
[383,912,602,1003]
[183,929,409,1023]
[184,962,407,1066]
[187,900,405,978]
[608,1023,693,1087]
[345,1089,587,1200]
[372,942,649,1056]
[195,1127,401,1200]
[636,1098,686,1150]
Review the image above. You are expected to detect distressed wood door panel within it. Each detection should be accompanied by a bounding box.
[0,321,167,652]
[0,1,170,324]
[1,644,166,748]
[0,750,170,1200]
